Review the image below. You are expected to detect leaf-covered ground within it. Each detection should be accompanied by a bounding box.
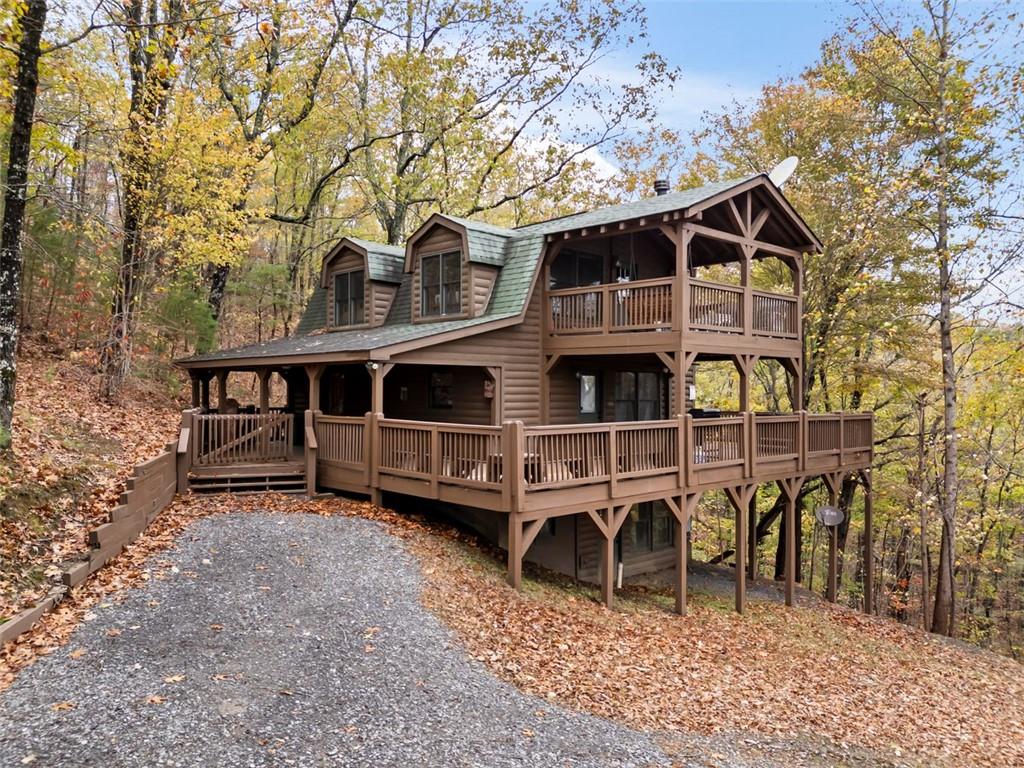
[2,492,1021,767]
[0,341,181,622]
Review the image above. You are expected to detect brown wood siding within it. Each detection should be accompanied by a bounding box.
[369,282,397,327]
[411,224,466,322]
[383,365,492,425]
[470,263,498,317]
[547,364,579,424]
[325,249,368,328]
[392,286,543,425]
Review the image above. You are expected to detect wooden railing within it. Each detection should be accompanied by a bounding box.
[755,414,800,458]
[377,419,505,493]
[752,291,799,338]
[545,276,798,342]
[183,408,874,508]
[547,277,674,335]
[316,415,365,467]
[689,279,743,333]
[191,413,293,466]
[689,416,746,466]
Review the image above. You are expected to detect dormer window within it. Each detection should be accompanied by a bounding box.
[334,270,364,326]
[421,251,461,316]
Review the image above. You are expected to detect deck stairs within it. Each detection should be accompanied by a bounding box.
[188,460,307,494]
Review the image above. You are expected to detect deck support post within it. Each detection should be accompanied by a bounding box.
[588,506,629,610]
[725,484,756,614]
[861,469,874,615]
[215,370,229,411]
[822,472,844,603]
[258,370,272,413]
[667,494,698,615]
[507,514,523,589]
[778,476,805,607]
[747,485,758,580]
[506,515,545,591]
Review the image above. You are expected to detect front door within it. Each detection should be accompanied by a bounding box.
[577,371,601,423]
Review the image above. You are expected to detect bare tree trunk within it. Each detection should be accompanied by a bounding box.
[916,393,932,631]
[931,1,957,636]
[0,0,48,450]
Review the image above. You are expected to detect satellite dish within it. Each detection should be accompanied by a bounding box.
[815,505,844,528]
[768,156,799,187]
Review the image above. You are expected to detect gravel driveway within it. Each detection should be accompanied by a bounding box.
[0,513,671,767]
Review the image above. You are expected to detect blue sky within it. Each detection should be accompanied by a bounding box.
[637,0,858,134]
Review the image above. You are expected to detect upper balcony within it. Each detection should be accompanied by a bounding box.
[545,275,801,356]
[540,212,805,358]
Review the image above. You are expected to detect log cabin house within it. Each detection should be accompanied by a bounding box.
[176,174,875,614]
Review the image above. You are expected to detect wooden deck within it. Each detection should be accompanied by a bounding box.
[177,409,872,511]
[544,276,800,356]
[312,410,871,514]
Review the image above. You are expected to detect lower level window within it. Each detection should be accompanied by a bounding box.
[429,370,454,408]
[626,501,674,552]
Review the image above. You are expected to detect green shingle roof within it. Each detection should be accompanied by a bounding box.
[347,237,405,283]
[181,176,767,365]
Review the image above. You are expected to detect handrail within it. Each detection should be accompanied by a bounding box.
[689,277,744,293]
[546,275,675,297]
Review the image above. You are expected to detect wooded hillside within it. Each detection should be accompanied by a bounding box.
[0,0,1022,658]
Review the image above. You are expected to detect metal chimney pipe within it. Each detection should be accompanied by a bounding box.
[653,178,670,196]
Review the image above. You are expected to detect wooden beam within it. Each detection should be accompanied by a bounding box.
[750,207,771,239]
[687,222,809,259]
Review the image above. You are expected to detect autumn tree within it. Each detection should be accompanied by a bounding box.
[0,0,47,450]
[849,0,1020,636]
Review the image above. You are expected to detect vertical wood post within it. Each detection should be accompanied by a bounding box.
[304,409,317,495]
[784,486,796,606]
[216,370,229,411]
[369,411,383,505]
[863,472,874,615]
[507,513,523,589]
[741,244,754,337]
[674,496,687,615]
[258,370,272,413]
[306,364,325,412]
[429,424,440,498]
[676,414,686,488]
[362,412,373,488]
[684,414,695,486]
[608,426,618,498]
[826,482,838,602]
[745,411,755,479]
[747,485,758,580]
[600,508,615,609]
[189,373,200,409]
[734,488,747,614]
[175,409,193,492]
[678,226,693,336]
[200,373,211,412]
